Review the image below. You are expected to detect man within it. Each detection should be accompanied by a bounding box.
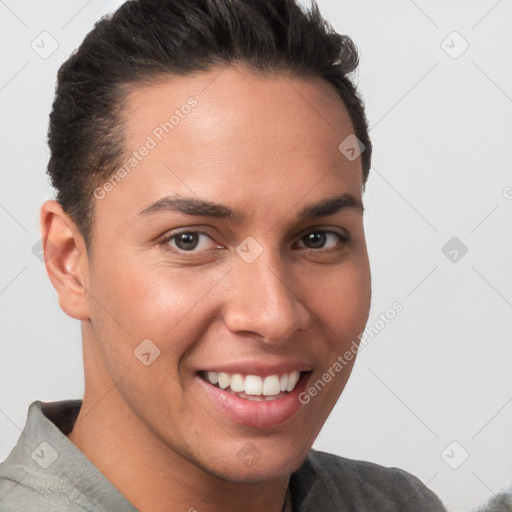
[0,0,447,510]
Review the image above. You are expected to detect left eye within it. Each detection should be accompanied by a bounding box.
[295,231,346,250]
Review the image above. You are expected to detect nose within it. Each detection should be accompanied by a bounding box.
[223,252,310,345]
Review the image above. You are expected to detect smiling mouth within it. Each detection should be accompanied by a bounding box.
[198,370,312,401]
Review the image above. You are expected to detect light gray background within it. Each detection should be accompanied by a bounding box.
[1,1,511,511]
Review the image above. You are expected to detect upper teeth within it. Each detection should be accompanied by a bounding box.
[206,370,301,396]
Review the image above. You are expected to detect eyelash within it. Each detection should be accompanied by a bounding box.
[159,229,350,255]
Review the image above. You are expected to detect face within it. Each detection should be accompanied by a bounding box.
[80,65,371,483]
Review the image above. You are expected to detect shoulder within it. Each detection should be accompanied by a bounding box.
[0,400,98,512]
[0,465,85,511]
[290,449,447,512]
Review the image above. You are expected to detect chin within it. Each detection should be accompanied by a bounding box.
[182,441,311,485]
[207,457,302,485]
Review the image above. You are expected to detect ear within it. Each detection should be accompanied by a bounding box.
[40,200,91,320]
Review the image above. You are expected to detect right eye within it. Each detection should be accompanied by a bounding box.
[160,230,223,254]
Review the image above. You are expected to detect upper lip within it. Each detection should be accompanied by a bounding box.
[197,360,313,377]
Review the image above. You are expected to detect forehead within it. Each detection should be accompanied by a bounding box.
[94,66,363,228]
[123,65,355,154]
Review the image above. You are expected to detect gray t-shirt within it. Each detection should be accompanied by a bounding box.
[0,400,447,511]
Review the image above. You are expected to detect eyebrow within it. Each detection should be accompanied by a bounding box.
[138,193,364,220]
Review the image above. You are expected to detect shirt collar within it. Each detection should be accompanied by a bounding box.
[38,399,295,511]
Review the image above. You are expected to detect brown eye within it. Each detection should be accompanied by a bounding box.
[297,231,348,250]
[163,231,220,253]
[174,232,200,251]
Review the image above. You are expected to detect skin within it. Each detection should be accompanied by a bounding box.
[41,64,371,512]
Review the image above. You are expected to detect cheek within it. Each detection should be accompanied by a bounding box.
[90,256,226,356]
[309,260,371,337]
[312,261,370,402]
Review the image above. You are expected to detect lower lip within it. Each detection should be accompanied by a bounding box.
[198,373,311,428]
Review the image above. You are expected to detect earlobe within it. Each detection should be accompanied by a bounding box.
[40,200,91,321]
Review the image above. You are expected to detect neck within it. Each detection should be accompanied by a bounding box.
[67,387,289,512]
